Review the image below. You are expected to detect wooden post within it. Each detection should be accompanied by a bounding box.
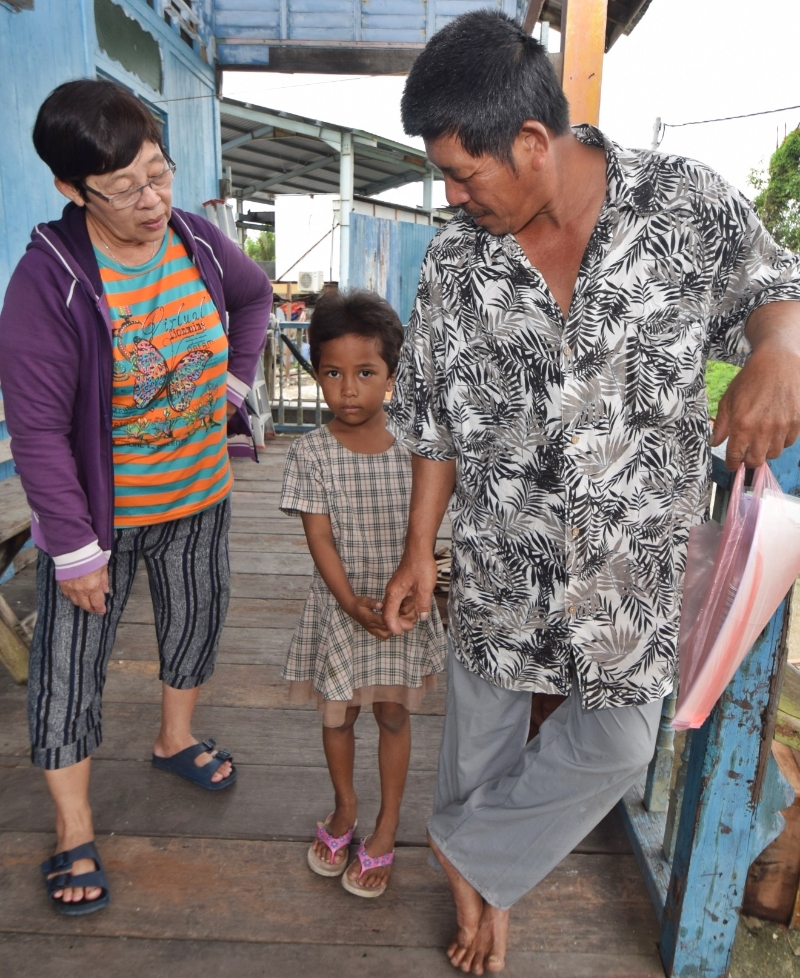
[521,0,546,34]
[560,0,608,126]
[658,442,800,976]
[0,594,29,684]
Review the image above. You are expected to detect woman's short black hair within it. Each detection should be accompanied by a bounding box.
[308,290,404,375]
[401,10,570,164]
[33,79,165,187]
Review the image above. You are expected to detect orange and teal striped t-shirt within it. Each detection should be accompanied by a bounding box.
[97,228,233,528]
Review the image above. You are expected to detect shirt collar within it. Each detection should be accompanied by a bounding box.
[573,124,667,216]
[470,124,663,266]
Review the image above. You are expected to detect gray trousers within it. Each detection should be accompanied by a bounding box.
[428,648,663,910]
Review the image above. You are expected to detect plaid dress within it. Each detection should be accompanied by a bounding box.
[280,426,446,723]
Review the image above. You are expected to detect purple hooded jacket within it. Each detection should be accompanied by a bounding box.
[0,203,272,580]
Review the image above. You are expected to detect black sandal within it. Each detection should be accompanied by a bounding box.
[151,738,237,790]
[41,840,111,916]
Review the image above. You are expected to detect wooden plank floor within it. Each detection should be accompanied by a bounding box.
[0,436,664,977]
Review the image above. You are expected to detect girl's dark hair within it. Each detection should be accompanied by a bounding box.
[308,290,404,374]
[401,10,569,164]
[33,79,165,187]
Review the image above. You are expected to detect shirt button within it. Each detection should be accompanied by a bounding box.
[572,527,580,538]
[571,435,580,445]
[563,345,572,357]
[568,605,576,615]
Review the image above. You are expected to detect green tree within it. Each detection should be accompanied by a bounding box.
[244,230,275,263]
[749,126,800,252]
[706,360,740,419]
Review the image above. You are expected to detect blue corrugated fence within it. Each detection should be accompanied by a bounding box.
[348,212,437,324]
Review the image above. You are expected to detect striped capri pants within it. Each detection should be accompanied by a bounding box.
[28,498,231,770]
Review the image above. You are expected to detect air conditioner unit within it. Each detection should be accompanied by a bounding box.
[297,270,325,293]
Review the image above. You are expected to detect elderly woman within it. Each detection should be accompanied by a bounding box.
[0,80,272,914]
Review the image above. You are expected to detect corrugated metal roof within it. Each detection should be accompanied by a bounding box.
[220,98,440,204]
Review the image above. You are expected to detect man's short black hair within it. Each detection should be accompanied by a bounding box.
[308,290,404,375]
[401,10,570,163]
[33,79,165,187]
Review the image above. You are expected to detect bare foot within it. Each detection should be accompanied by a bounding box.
[467,903,510,974]
[152,737,233,783]
[344,827,395,890]
[428,832,485,970]
[312,803,358,869]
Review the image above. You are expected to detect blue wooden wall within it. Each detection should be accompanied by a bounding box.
[215,0,517,42]
[214,0,525,64]
[0,0,220,299]
[349,213,438,324]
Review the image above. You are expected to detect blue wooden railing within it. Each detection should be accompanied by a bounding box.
[618,442,798,977]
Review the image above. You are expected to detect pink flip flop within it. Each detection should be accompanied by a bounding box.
[341,836,395,898]
[307,813,357,877]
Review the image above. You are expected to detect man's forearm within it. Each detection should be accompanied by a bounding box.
[405,455,457,554]
[744,300,800,350]
[712,300,800,467]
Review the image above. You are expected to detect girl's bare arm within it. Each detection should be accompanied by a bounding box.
[301,512,392,640]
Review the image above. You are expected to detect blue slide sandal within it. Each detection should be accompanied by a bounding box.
[152,738,237,790]
[41,840,111,916]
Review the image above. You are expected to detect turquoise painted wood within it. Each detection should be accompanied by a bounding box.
[620,443,800,977]
[0,0,220,297]
[348,212,437,324]
[213,0,525,62]
[0,0,91,298]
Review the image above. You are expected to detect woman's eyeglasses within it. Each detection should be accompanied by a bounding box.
[81,156,177,210]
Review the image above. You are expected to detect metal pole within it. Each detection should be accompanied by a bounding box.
[296,348,302,425]
[277,321,285,428]
[422,168,434,212]
[651,116,662,152]
[339,131,354,289]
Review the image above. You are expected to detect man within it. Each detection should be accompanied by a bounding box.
[382,10,800,975]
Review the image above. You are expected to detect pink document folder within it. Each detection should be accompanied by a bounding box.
[674,463,800,730]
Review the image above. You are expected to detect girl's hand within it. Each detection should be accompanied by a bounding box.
[347,596,393,640]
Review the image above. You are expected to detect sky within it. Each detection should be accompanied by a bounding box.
[222,0,800,211]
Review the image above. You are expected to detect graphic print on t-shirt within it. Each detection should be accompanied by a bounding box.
[99,228,233,527]
[112,304,217,444]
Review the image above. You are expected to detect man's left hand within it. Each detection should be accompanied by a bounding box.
[711,302,800,470]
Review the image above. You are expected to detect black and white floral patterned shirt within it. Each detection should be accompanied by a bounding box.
[389,126,800,709]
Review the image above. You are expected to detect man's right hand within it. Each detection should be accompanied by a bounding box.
[59,566,109,614]
[383,550,439,636]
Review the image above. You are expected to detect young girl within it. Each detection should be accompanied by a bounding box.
[280,290,446,898]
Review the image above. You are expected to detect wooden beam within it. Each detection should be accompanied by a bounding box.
[776,664,800,750]
[522,0,547,34]
[658,441,800,976]
[0,594,28,684]
[560,0,609,126]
